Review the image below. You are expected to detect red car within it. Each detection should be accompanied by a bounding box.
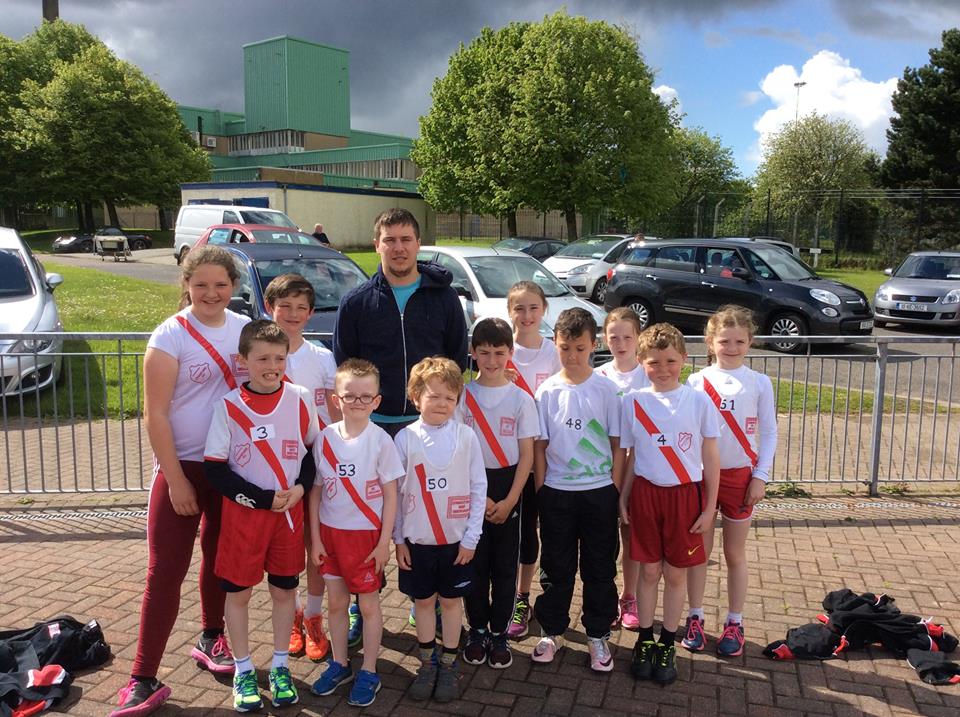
[194,224,325,250]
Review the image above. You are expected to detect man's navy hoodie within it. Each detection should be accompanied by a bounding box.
[333,261,468,418]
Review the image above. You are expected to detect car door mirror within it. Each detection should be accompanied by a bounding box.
[731,267,751,280]
[454,284,473,301]
[45,273,64,290]
[883,268,893,276]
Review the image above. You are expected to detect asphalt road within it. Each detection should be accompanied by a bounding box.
[45,247,182,285]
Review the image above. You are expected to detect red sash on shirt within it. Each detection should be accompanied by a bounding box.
[320,436,382,530]
[701,377,758,467]
[464,389,510,468]
[175,315,237,390]
[282,373,327,430]
[414,463,448,544]
[633,399,692,484]
[507,360,534,397]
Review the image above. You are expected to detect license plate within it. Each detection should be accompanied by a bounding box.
[896,302,927,311]
[860,320,874,330]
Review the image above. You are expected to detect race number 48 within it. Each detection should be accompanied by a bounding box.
[565,418,582,430]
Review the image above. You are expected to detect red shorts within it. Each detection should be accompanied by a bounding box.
[628,477,706,568]
[319,524,382,594]
[216,498,305,588]
[718,467,754,521]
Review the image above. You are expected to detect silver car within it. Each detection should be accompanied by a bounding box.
[543,234,635,304]
[0,227,65,395]
[873,251,960,330]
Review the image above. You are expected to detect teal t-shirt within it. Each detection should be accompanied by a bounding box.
[391,276,421,313]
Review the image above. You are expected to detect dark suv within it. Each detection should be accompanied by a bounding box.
[603,238,873,353]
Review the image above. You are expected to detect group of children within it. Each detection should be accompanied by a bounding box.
[115,245,777,716]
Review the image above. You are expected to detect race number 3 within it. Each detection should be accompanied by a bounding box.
[251,423,275,440]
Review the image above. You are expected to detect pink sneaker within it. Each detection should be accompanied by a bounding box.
[618,596,640,630]
[507,594,531,639]
[531,635,563,663]
[587,637,614,672]
[190,633,234,674]
[109,678,171,717]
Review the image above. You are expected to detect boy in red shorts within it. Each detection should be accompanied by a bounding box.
[204,320,320,711]
[617,323,720,685]
[308,359,403,707]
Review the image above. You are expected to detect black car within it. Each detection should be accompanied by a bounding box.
[491,236,566,261]
[51,232,95,253]
[223,243,368,346]
[604,238,873,353]
[52,226,152,253]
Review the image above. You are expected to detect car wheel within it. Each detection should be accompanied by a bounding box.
[79,240,93,253]
[624,298,653,330]
[131,239,146,251]
[591,278,607,304]
[767,312,808,354]
[177,246,190,265]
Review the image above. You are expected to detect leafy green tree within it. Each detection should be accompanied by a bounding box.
[414,11,675,240]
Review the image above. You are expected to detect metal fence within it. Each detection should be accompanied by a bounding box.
[2,332,958,495]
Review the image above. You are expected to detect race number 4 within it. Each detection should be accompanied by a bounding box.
[651,432,671,447]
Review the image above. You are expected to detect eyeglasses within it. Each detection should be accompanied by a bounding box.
[337,393,379,405]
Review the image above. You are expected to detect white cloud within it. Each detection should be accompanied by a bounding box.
[752,50,898,159]
[653,84,681,114]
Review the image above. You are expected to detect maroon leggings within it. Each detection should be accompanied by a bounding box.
[131,461,224,678]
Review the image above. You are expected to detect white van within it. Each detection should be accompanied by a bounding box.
[173,204,297,263]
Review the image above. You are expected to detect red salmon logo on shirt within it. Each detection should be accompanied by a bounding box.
[499,417,516,436]
[447,495,471,519]
[189,363,211,384]
[404,494,417,515]
[324,477,337,499]
[365,480,383,500]
[745,417,758,435]
[234,443,251,467]
[281,440,298,460]
[677,432,693,452]
[314,388,325,406]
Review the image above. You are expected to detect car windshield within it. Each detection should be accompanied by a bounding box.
[254,258,366,310]
[239,210,297,228]
[465,256,569,298]
[747,245,818,281]
[249,230,317,245]
[553,237,621,259]
[894,254,960,280]
[0,249,34,298]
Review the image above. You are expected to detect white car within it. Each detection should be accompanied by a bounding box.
[416,245,609,358]
[543,234,637,304]
[0,227,64,395]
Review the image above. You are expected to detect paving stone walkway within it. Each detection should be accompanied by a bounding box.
[2,493,959,716]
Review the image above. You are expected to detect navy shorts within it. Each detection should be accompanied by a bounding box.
[398,541,476,600]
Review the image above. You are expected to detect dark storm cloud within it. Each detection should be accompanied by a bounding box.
[829,0,960,43]
[4,0,779,138]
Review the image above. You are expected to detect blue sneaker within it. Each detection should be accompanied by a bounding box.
[268,666,298,707]
[347,603,363,648]
[347,669,381,707]
[311,660,353,696]
[232,670,262,712]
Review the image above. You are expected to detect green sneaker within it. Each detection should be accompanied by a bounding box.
[269,666,298,707]
[232,670,262,713]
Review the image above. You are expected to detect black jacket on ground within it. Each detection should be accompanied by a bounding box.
[333,261,468,418]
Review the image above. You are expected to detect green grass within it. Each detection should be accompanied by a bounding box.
[818,268,887,298]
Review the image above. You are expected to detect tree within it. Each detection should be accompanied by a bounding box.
[414,11,675,240]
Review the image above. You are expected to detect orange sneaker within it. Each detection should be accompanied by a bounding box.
[288,610,305,655]
[304,614,330,662]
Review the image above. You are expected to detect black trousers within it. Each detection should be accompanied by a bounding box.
[534,483,620,639]
[463,465,522,634]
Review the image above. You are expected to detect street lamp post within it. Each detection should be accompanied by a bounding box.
[794,81,807,122]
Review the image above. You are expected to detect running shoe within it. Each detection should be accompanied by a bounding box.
[630,640,656,681]
[618,596,640,630]
[408,662,437,701]
[268,666,298,707]
[652,642,678,685]
[288,610,305,655]
[507,594,531,639]
[232,670,262,713]
[681,615,706,652]
[311,660,353,696]
[434,661,460,703]
[109,678,171,717]
[487,632,513,669]
[304,614,330,661]
[587,636,614,672]
[347,602,363,648]
[191,633,234,674]
[717,621,745,657]
[462,628,489,665]
[531,634,563,663]
[347,669,381,707]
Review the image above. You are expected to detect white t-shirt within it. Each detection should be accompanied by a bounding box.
[204,383,319,491]
[620,385,720,487]
[687,364,778,481]
[285,340,337,427]
[147,308,250,461]
[511,338,562,397]
[314,421,404,530]
[594,361,651,396]
[393,419,487,549]
[457,381,539,469]
[535,372,621,491]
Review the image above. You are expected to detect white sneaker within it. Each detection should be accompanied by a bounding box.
[587,636,614,672]
[531,634,563,663]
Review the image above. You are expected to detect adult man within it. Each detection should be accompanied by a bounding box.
[312,224,331,246]
[334,208,468,437]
